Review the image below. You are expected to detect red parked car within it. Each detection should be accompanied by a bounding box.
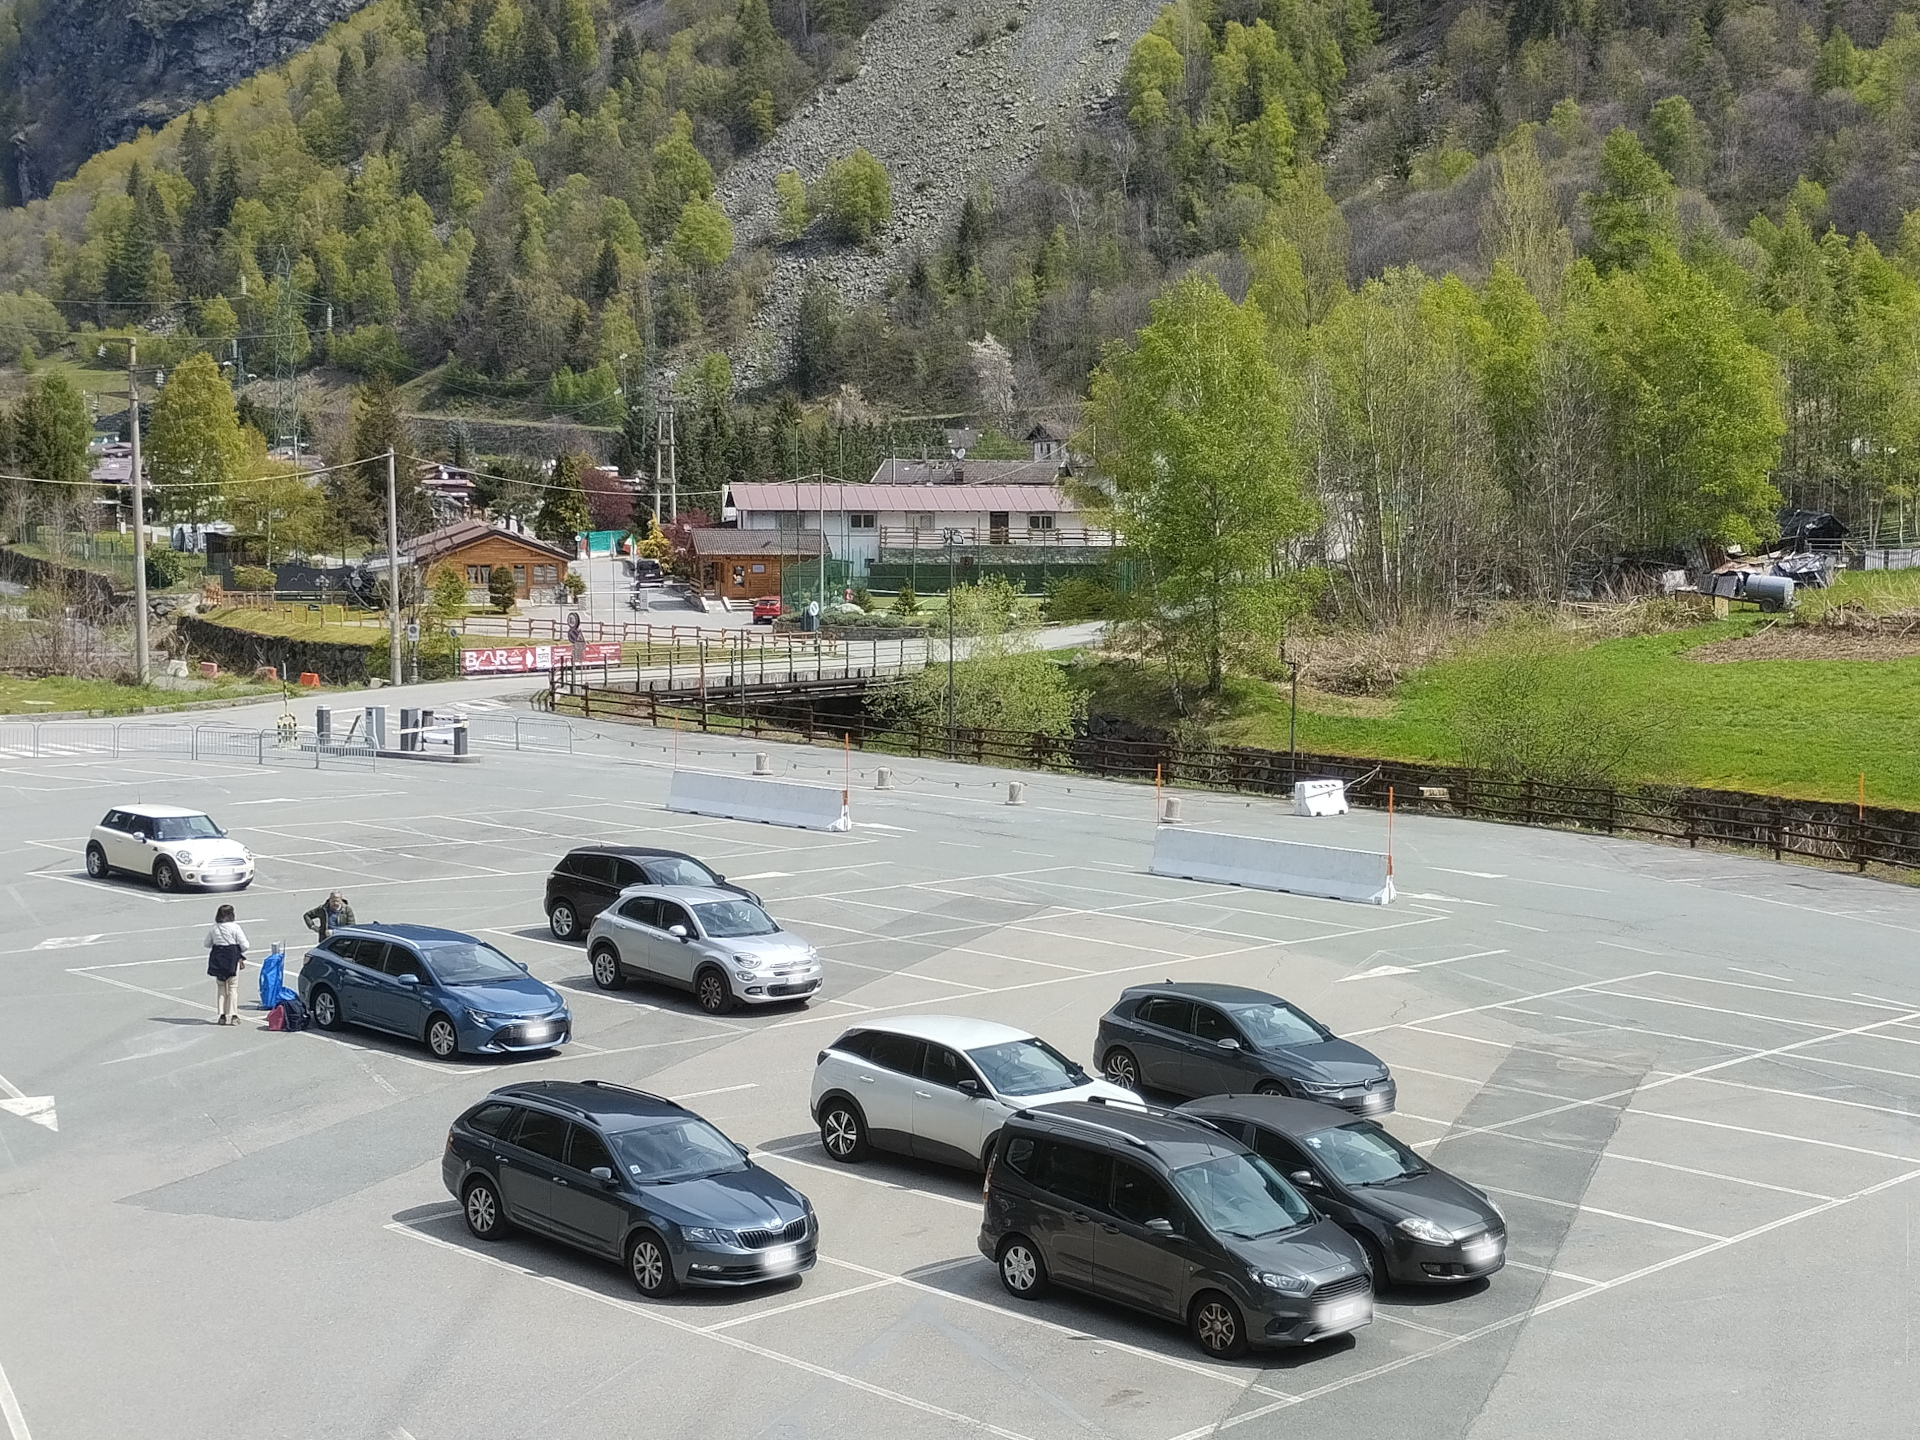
[751,597,782,625]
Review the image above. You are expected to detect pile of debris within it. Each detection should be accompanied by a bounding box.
[1667,509,1848,613]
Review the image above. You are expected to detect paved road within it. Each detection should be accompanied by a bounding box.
[0,721,1913,1439]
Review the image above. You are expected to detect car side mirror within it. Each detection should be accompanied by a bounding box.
[957,1079,983,1098]
[1215,1037,1240,1050]
[734,1142,751,1158]
[670,925,690,941]
[1144,1217,1175,1234]
[516,961,529,972]
[396,973,420,986]
[1289,1169,1319,1188]
[589,1166,617,1187]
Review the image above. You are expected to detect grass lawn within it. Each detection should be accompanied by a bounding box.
[1080,593,1920,809]
[0,674,282,716]
[199,606,382,646]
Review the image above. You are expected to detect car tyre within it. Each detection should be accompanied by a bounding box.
[1191,1291,1249,1359]
[1357,1233,1392,1292]
[463,1178,511,1240]
[548,900,579,941]
[590,945,624,990]
[819,1099,869,1162]
[997,1236,1047,1298]
[695,966,734,1015]
[153,859,181,893]
[1103,1047,1140,1090]
[1253,1080,1288,1097]
[979,1135,998,1177]
[309,986,342,1030]
[425,1012,460,1059]
[85,843,109,879]
[627,1230,679,1298]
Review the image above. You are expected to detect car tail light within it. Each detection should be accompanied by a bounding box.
[816,1050,827,1065]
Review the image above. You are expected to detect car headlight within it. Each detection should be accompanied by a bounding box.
[1396,1216,1455,1245]
[1295,1079,1343,1095]
[465,1008,508,1024]
[1250,1269,1313,1296]
[682,1226,737,1246]
[175,850,193,862]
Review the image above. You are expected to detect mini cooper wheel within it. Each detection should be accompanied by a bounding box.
[309,986,342,1031]
[627,1230,679,1298]
[1103,1048,1140,1090]
[1191,1291,1249,1359]
[998,1237,1047,1298]
[425,1013,460,1059]
[85,843,109,879]
[695,966,734,1015]
[548,901,579,941]
[590,946,624,990]
[819,1100,869,1162]
[152,858,181,893]
[463,1178,510,1240]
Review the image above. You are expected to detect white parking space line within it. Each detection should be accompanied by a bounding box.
[383,1223,1044,1440]
[1587,988,1844,1033]
[1657,1070,1920,1123]
[1347,973,1662,1038]
[0,1354,34,1440]
[1501,1259,1600,1286]
[1445,1126,1838,1202]
[753,1146,981,1212]
[1613,1110,1920,1167]
[1479,1186,1729,1241]
[1495,1008,1767,1054]
[698,1277,899,1331]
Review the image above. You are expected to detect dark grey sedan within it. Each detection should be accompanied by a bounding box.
[1095,982,1396,1115]
[1180,1094,1505,1286]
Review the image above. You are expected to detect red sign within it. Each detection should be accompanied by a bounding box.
[459,642,622,675]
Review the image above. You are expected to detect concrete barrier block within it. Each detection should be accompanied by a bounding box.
[1293,779,1349,816]
[668,768,851,832]
[1151,826,1392,905]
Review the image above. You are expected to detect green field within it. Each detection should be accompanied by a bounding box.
[0,674,282,716]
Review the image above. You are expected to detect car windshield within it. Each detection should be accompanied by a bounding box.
[153,815,222,841]
[1171,1153,1315,1240]
[1229,1001,1330,1049]
[1303,1123,1430,1186]
[648,857,719,887]
[608,1118,748,1183]
[694,900,777,937]
[966,1037,1087,1097]
[424,942,525,985]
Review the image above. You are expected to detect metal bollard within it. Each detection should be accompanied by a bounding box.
[1159,795,1184,824]
[399,708,418,752]
[314,706,331,744]
[364,705,387,750]
[753,752,772,776]
[1007,781,1026,806]
[453,723,469,756]
[876,766,895,790]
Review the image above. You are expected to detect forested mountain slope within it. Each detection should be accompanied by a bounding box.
[0,0,375,203]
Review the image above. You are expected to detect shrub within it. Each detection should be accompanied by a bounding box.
[774,169,810,242]
[851,583,873,610]
[1042,575,1118,623]
[488,566,517,613]
[892,581,920,616]
[328,324,411,377]
[563,571,587,600]
[231,565,277,592]
[145,548,188,590]
[815,149,892,245]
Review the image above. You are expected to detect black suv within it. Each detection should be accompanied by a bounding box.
[978,1100,1372,1358]
[1096,982,1396,1115]
[444,1080,817,1296]
[545,846,760,940]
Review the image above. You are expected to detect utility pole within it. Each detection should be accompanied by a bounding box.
[386,448,401,687]
[944,528,959,758]
[129,340,149,685]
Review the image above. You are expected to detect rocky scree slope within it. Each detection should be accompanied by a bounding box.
[1,0,373,203]
[716,0,1163,385]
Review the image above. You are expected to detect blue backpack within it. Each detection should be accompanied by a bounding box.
[257,946,287,1011]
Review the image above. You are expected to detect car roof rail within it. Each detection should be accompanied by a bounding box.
[1010,1106,1153,1151]
[575,1078,673,1104]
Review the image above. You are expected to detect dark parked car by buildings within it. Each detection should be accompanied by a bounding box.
[444,1080,817,1296]
[1178,1095,1505,1286]
[979,1099,1372,1358]
[298,923,570,1059]
[545,845,760,940]
[1096,983,1396,1115]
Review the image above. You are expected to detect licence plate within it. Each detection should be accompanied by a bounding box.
[1319,1299,1368,1326]
[762,1245,798,1267]
[1464,1240,1499,1261]
[1362,1093,1386,1109]
[520,1024,550,1041]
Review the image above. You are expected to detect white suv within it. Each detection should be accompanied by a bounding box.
[811,1015,1138,1173]
[584,885,822,1014]
[85,806,254,892]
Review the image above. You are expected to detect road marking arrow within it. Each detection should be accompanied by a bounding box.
[32,934,102,950]
[0,1072,55,1132]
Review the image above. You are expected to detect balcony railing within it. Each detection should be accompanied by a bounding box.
[876,526,1116,549]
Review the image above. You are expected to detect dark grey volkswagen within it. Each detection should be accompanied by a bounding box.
[1096,982,1396,1115]
[443,1080,816,1296]
[979,1100,1372,1358]
[1179,1095,1505,1286]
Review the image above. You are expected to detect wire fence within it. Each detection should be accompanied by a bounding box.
[545,684,1920,875]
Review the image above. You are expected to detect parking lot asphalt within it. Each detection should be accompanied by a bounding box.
[1,709,1916,1440]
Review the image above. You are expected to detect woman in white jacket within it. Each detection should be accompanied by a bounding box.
[204,905,248,1025]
